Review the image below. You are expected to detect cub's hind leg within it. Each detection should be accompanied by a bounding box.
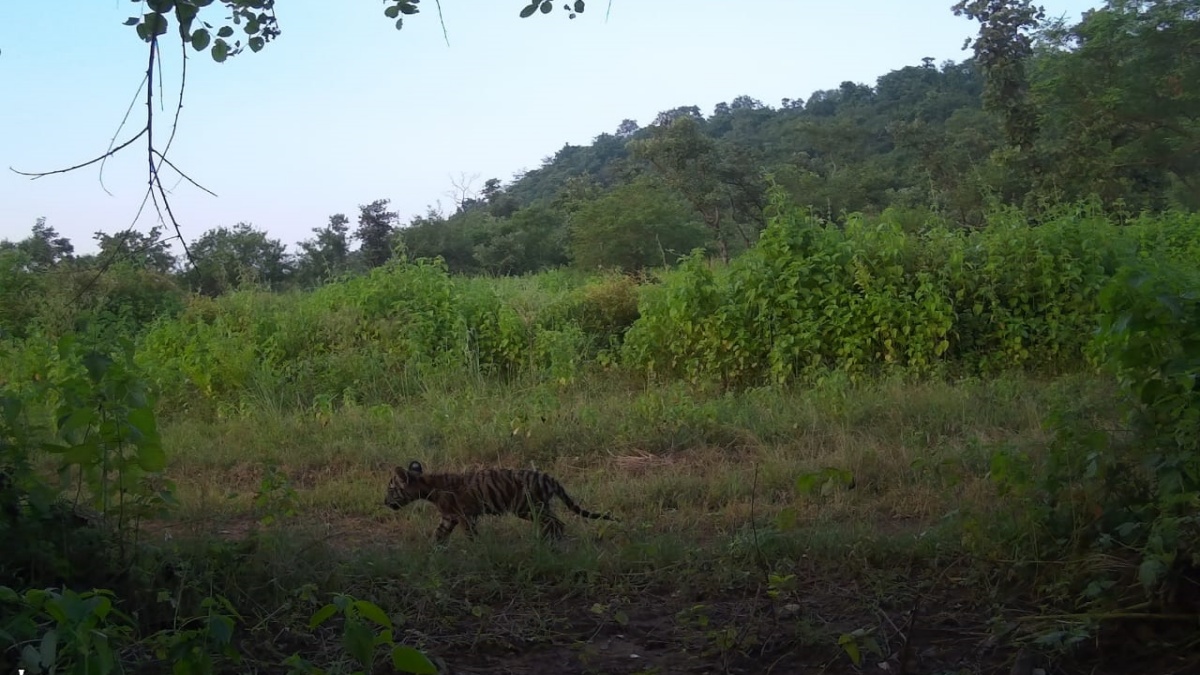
[538,511,566,540]
[513,501,566,541]
[462,516,480,540]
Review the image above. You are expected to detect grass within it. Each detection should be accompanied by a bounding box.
[126,370,1144,674]
[158,370,1075,533]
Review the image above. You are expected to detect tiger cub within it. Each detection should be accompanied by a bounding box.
[384,460,617,542]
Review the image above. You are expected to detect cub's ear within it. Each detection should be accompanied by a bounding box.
[408,460,424,475]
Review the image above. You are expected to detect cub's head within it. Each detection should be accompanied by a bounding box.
[384,460,427,510]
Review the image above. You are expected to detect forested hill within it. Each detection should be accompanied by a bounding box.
[3,0,1197,294]
[502,59,987,216]
[400,58,998,275]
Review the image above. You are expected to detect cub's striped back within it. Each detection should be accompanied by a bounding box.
[384,460,616,542]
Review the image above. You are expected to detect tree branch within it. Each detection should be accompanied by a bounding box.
[10,129,148,180]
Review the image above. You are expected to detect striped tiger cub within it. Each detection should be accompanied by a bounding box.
[384,460,617,542]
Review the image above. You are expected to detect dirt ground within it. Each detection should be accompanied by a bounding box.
[137,514,1200,675]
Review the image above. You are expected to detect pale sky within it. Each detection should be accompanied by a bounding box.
[0,0,1098,256]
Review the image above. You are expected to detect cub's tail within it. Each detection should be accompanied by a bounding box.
[549,477,618,522]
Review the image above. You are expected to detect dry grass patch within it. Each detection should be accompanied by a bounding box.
[149,372,1103,561]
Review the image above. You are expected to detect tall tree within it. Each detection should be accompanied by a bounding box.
[1028,0,1200,210]
[481,178,520,218]
[92,225,177,274]
[615,119,640,138]
[952,0,1047,151]
[0,218,76,272]
[355,199,400,269]
[472,204,568,275]
[569,178,707,272]
[629,116,767,262]
[185,222,291,296]
[295,213,352,285]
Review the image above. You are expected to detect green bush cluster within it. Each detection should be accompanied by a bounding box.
[136,259,643,413]
[978,255,1200,615]
[120,195,1200,415]
[622,192,1200,385]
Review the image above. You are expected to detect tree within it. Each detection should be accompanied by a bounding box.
[355,199,400,269]
[472,205,569,275]
[1026,0,1200,210]
[480,178,520,218]
[569,178,707,272]
[295,213,352,286]
[652,106,704,127]
[446,172,483,214]
[184,222,291,296]
[0,218,76,272]
[629,116,767,262]
[397,206,488,274]
[615,119,640,138]
[0,247,43,338]
[952,0,1047,151]
[92,225,177,275]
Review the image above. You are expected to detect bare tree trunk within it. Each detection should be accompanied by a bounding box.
[708,209,729,263]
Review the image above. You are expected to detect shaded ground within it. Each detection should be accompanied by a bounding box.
[136,514,1200,675]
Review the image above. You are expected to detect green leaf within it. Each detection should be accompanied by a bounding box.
[540,0,553,14]
[190,27,211,50]
[218,26,234,38]
[519,4,538,18]
[352,600,394,630]
[146,0,175,13]
[40,628,58,669]
[136,441,166,473]
[249,36,265,52]
[384,5,401,18]
[795,472,821,495]
[142,12,170,38]
[308,603,338,629]
[42,440,101,468]
[212,39,229,63]
[1138,558,1166,590]
[342,621,376,669]
[819,477,839,497]
[175,2,198,29]
[20,645,39,670]
[83,351,113,384]
[57,406,97,437]
[207,614,235,646]
[128,405,160,440]
[838,633,862,665]
[124,17,140,26]
[391,646,438,674]
[399,2,420,14]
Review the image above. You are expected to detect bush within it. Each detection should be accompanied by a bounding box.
[623,191,1200,386]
